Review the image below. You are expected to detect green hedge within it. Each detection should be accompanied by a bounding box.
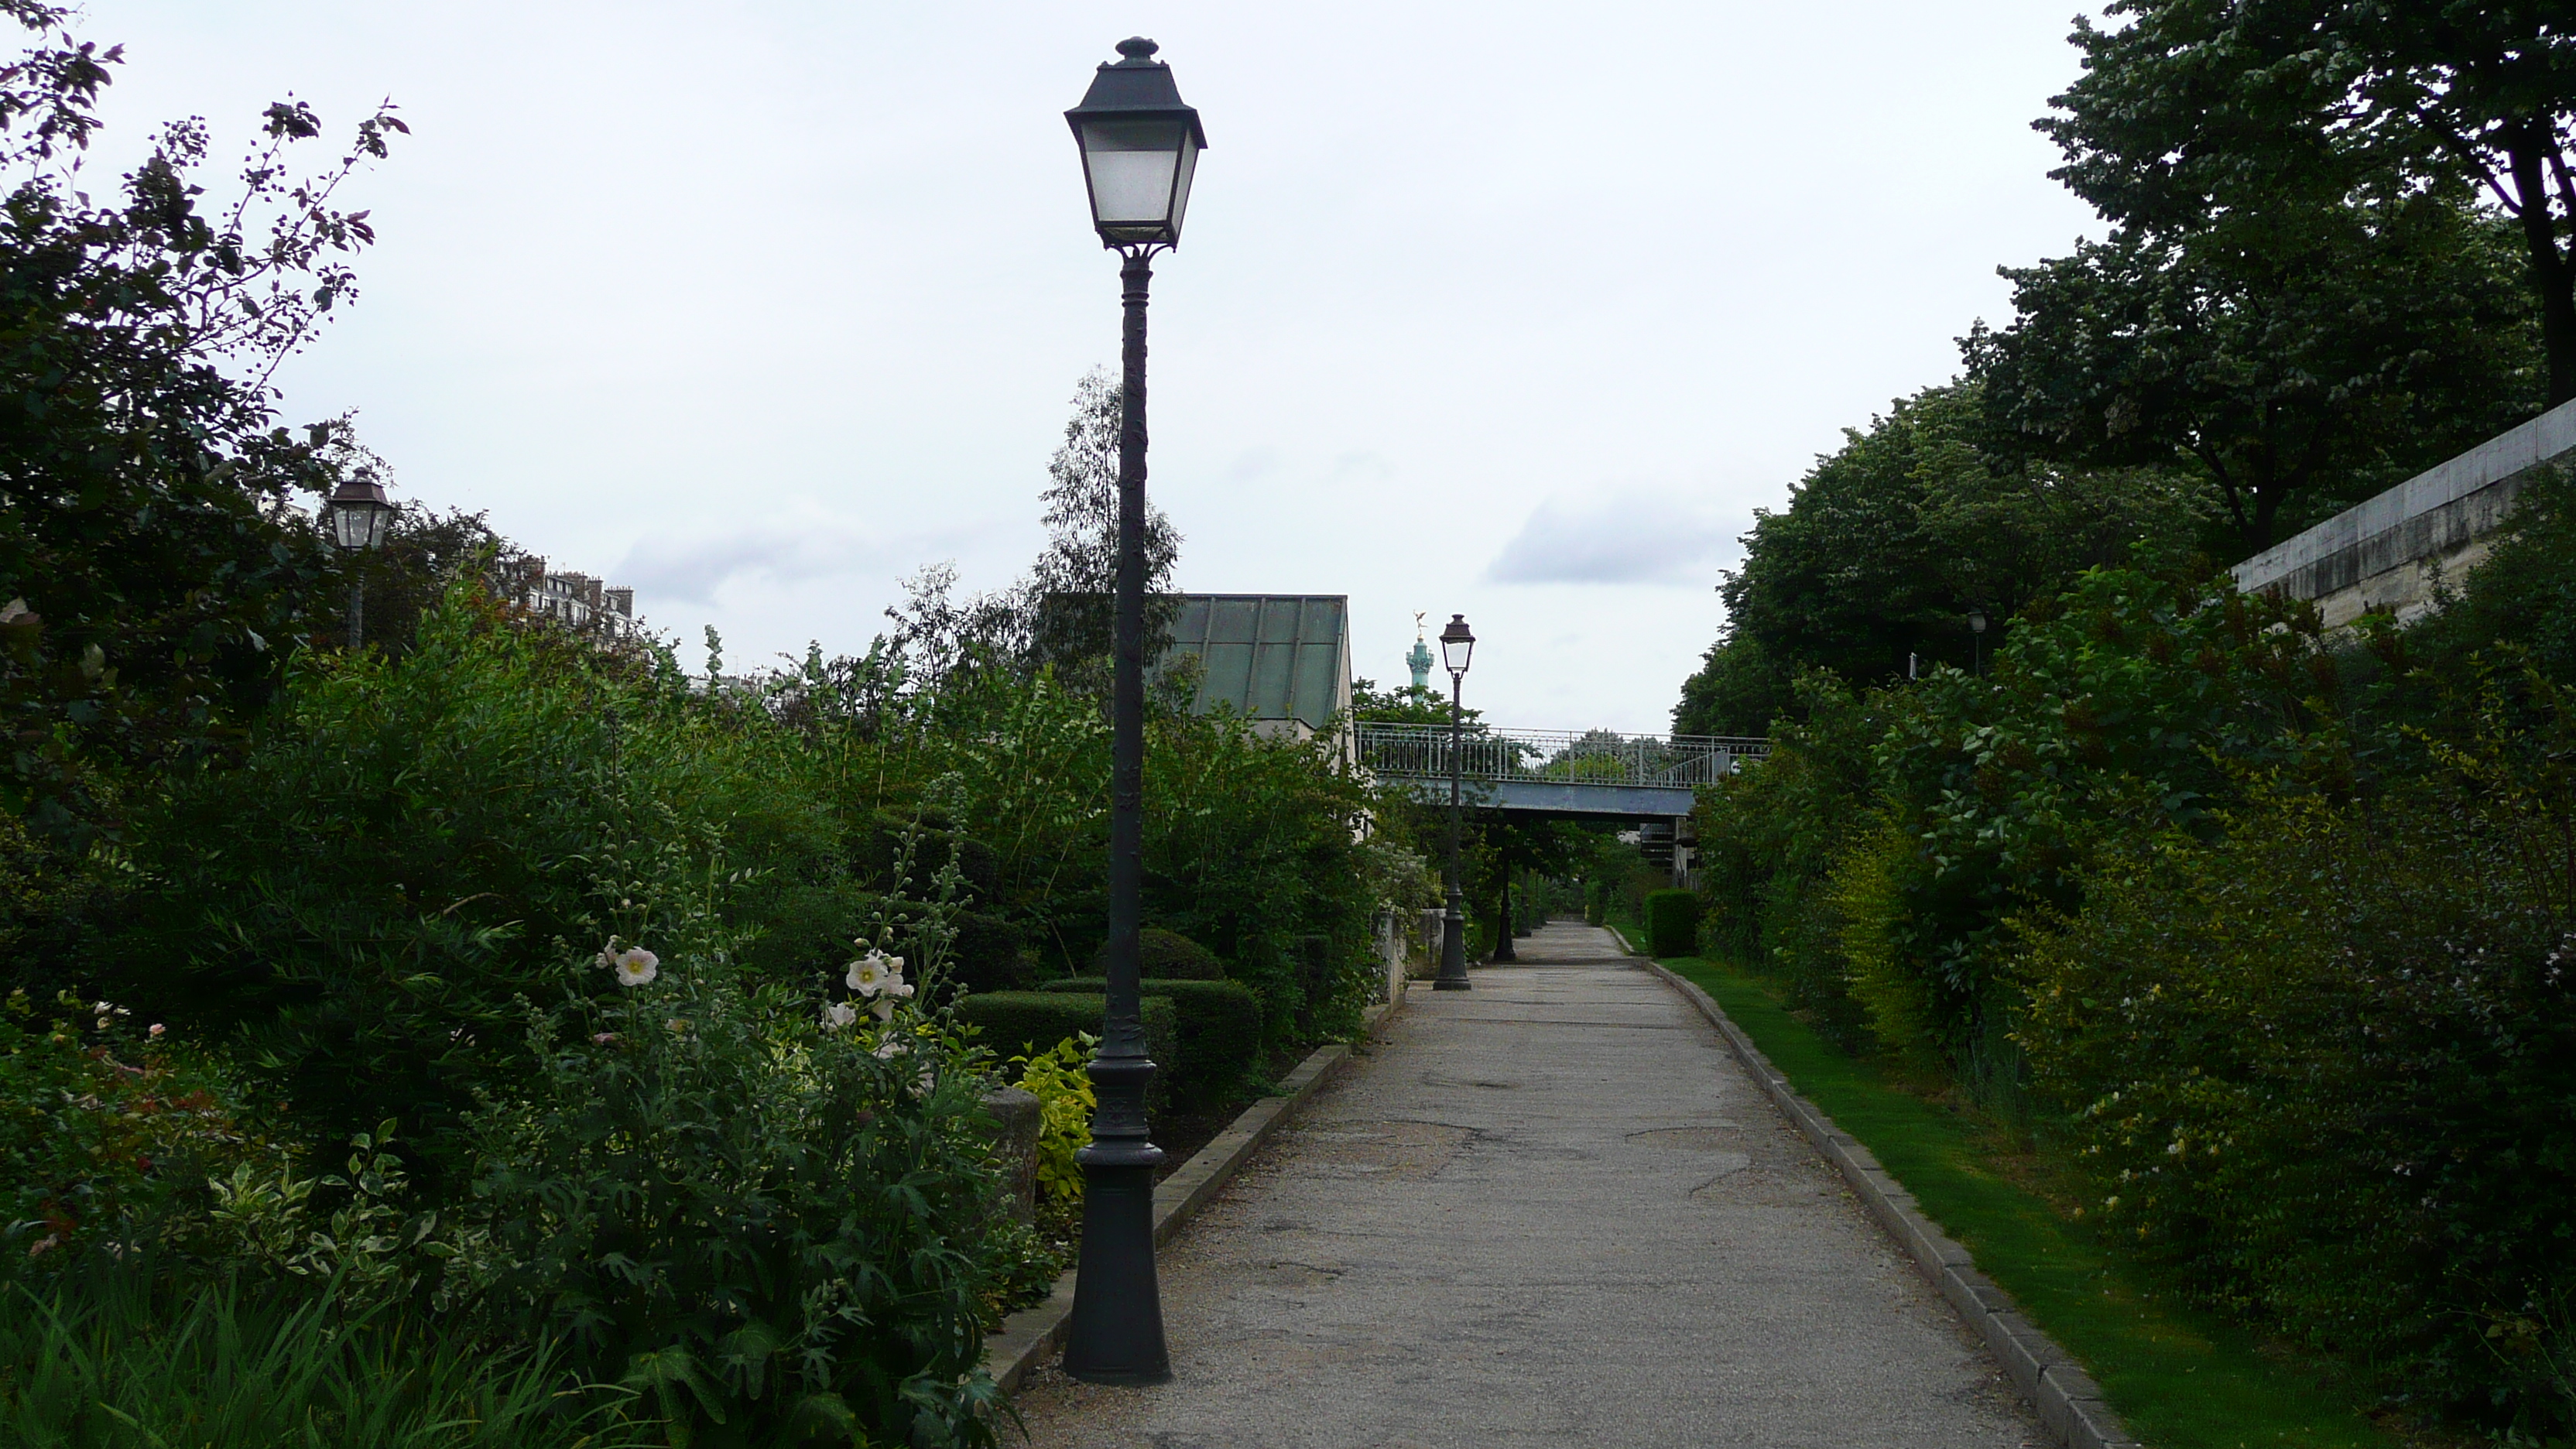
[956,992,1177,1115]
[1041,978,1262,1110]
[1644,889,1700,957]
[1088,927,1223,980]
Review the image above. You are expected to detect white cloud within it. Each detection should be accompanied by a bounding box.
[1484,491,1741,586]
[617,519,991,607]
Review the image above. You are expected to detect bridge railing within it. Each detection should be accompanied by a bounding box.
[1353,723,1769,791]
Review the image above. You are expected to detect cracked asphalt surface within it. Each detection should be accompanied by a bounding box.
[1008,921,2044,1447]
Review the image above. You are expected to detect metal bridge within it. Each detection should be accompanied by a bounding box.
[1353,723,1769,820]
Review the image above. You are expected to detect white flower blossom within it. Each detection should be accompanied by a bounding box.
[872,1034,909,1060]
[821,1000,859,1032]
[612,947,659,988]
[847,953,891,996]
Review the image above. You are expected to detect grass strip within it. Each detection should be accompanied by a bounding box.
[1660,954,2408,1449]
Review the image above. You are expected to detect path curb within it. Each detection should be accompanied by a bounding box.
[982,989,1406,1394]
[1638,957,2140,1449]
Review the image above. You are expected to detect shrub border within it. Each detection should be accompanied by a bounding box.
[982,989,1406,1393]
[1638,956,2139,1449]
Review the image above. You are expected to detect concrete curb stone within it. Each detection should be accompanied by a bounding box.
[981,987,1408,1395]
[1636,956,2142,1449]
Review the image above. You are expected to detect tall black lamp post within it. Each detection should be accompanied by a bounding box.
[326,478,395,648]
[1434,614,1475,991]
[1060,36,1204,1387]
[1967,606,1988,677]
[1492,825,1516,962]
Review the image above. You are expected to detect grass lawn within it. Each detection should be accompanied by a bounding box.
[1655,952,2433,1449]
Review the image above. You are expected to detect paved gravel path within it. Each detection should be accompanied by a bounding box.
[1009,922,2043,1448]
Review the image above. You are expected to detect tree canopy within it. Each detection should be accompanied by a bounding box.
[2044,0,2576,403]
[0,1,404,841]
[1673,385,2209,736]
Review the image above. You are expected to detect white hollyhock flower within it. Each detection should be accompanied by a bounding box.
[872,1034,909,1060]
[594,939,622,971]
[820,1000,858,1032]
[871,996,898,1023]
[612,947,659,988]
[846,953,889,996]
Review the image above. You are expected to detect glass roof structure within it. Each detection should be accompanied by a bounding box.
[1153,594,1351,731]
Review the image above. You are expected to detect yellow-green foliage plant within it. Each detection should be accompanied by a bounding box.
[1012,1035,1097,1206]
[1828,820,1943,1074]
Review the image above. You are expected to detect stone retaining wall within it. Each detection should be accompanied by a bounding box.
[2232,396,2576,627]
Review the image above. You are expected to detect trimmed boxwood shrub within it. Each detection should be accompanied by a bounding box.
[1090,927,1222,980]
[1041,978,1262,1110]
[947,911,1033,995]
[1644,889,1700,957]
[956,992,1177,1115]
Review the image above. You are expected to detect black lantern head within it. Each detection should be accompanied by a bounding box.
[326,478,394,552]
[1439,613,1475,676]
[1967,608,1988,635]
[1067,37,1207,248]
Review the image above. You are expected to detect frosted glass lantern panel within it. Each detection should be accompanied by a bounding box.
[330,502,391,550]
[1083,120,1192,231]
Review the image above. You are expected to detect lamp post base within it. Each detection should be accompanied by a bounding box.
[1432,906,1472,991]
[1061,1153,1171,1385]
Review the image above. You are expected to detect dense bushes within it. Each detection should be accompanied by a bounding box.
[1643,890,1700,957]
[2022,713,2576,1413]
[1686,475,2576,1426]
[1042,978,1263,1108]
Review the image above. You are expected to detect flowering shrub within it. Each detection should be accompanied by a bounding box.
[457,948,1014,1446]
[0,990,270,1269]
[2019,670,2576,1427]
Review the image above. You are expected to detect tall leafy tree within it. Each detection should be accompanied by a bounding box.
[1967,194,2540,551]
[1024,366,1180,682]
[0,1,403,840]
[2045,0,2576,404]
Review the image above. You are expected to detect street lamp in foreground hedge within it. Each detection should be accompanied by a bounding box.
[1059,35,1204,1387]
[326,477,394,648]
[1435,614,1475,992]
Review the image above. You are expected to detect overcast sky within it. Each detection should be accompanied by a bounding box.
[77,1,2102,733]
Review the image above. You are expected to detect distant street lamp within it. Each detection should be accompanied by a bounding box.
[1492,825,1516,963]
[1967,606,1988,677]
[1435,614,1476,992]
[1060,35,1205,1389]
[326,478,394,648]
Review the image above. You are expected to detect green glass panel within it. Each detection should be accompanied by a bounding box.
[1249,642,1295,716]
[1293,642,1338,726]
[1201,642,1254,710]
[1257,598,1301,644]
[1209,598,1259,644]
